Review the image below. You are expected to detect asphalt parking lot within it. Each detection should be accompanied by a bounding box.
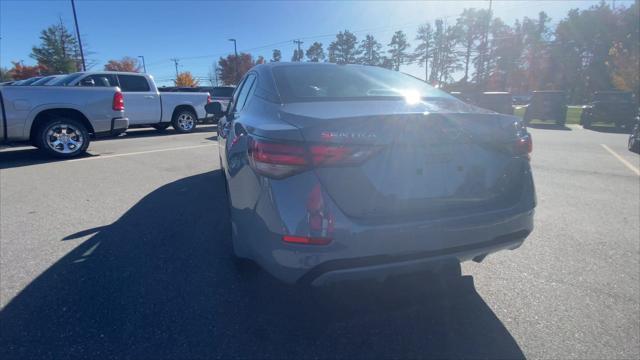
[1,124,638,359]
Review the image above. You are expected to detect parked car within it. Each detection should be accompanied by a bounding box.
[475,92,514,115]
[629,116,640,153]
[12,77,44,86]
[162,85,235,112]
[0,83,128,157]
[447,91,514,115]
[53,71,209,133]
[523,90,567,125]
[206,63,535,285]
[580,91,637,129]
[29,74,67,86]
[512,95,532,106]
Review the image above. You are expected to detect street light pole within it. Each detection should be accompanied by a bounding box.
[70,0,86,71]
[138,56,147,73]
[228,38,239,84]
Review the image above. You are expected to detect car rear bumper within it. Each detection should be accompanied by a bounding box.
[304,228,529,286]
[111,117,129,133]
[245,197,534,285]
[232,160,536,285]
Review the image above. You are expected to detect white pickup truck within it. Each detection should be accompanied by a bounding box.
[53,71,210,133]
[0,84,128,157]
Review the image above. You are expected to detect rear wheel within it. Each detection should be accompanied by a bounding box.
[581,113,593,129]
[172,109,197,133]
[36,118,90,158]
[629,134,640,153]
[151,123,170,131]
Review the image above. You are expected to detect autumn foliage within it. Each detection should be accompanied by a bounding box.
[174,71,199,87]
[104,57,142,72]
[7,61,45,80]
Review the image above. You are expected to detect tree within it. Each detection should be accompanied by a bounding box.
[256,56,266,65]
[429,20,460,86]
[271,49,282,62]
[218,53,256,85]
[104,56,141,72]
[328,30,359,64]
[174,72,199,87]
[387,30,411,71]
[517,12,552,91]
[0,67,11,81]
[412,24,433,81]
[357,35,383,66]
[455,9,487,83]
[30,20,82,74]
[486,17,524,91]
[306,42,325,62]
[291,48,304,62]
[7,61,44,80]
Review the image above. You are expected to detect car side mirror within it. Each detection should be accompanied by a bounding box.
[205,102,224,117]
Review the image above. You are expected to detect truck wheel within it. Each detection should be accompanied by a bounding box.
[152,123,170,131]
[36,118,90,158]
[171,109,197,133]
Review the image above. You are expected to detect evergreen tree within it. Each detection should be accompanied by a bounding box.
[387,30,411,71]
[305,42,325,62]
[357,35,383,66]
[30,20,82,74]
[328,30,359,64]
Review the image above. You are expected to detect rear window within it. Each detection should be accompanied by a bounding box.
[211,87,235,97]
[272,65,454,102]
[118,75,150,92]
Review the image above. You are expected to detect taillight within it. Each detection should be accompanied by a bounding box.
[282,235,332,245]
[207,95,212,104]
[112,91,124,111]
[514,133,532,156]
[249,138,308,178]
[248,137,379,178]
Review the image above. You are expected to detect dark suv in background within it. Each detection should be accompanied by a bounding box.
[580,91,638,129]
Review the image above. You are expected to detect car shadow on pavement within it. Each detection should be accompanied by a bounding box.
[0,148,98,170]
[93,125,217,142]
[584,125,632,134]
[0,170,524,360]
[527,123,572,131]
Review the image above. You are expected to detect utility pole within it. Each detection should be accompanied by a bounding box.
[138,55,147,73]
[70,0,86,71]
[293,39,304,61]
[170,58,179,79]
[228,38,239,83]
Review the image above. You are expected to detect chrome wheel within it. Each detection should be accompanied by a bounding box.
[45,123,84,154]
[177,113,195,131]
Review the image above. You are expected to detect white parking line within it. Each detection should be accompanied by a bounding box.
[68,144,216,162]
[601,144,640,176]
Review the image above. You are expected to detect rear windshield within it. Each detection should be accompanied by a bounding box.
[272,65,455,102]
[49,73,83,86]
[211,87,235,97]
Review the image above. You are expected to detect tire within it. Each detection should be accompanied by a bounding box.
[36,117,90,158]
[151,123,170,131]
[582,114,593,129]
[629,136,640,154]
[171,108,197,133]
[557,107,567,126]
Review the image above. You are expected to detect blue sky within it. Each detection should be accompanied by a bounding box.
[0,0,624,86]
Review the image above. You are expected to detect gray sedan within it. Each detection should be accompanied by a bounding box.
[208,63,536,285]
